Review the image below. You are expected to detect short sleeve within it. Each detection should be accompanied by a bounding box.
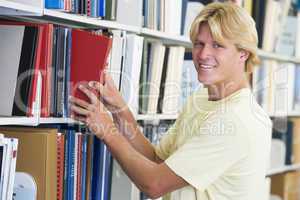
[154,123,178,160]
[164,112,249,191]
[154,94,195,160]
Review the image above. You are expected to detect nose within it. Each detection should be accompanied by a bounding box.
[196,45,211,60]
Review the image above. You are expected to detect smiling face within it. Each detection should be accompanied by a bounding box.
[192,22,247,88]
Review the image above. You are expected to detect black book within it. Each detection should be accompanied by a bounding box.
[12,26,38,116]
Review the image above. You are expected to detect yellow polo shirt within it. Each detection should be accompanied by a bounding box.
[155,88,272,200]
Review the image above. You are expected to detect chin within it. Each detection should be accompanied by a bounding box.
[198,75,214,86]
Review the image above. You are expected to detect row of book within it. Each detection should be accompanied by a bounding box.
[93,29,199,116]
[0,134,18,200]
[45,0,115,19]
[44,0,216,36]
[0,20,111,118]
[252,60,300,115]
[0,126,113,200]
[44,0,287,40]
[27,0,300,51]
[0,19,202,118]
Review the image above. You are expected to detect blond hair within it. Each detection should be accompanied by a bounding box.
[190,2,260,73]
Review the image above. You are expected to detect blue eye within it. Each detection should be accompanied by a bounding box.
[212,43,222,48]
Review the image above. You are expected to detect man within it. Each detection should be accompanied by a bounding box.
[69,2,272,200]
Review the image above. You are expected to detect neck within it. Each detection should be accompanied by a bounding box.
[206,75,249,101]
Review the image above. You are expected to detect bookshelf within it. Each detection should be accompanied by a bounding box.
[0,1,300,200]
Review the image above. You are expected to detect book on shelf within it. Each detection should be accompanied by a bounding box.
[270,171,300,200]
[272,119,293,165]
[0,20,112,119]
[107,30,125,91]
[70,29,112,104]
[120,34,144,116]
[160,46,185,115]
[0,24,25,117]
[182,1,204,37]
[180,52,203,108]
[252,59,299,115]
[139,41,186,115]
[0,134,18,200]
[145,41,166,114]
[116,0,143,27]
[0,127,57,200]
[269,117,300,170]
[252,0,267,48]
[274,16,297,57]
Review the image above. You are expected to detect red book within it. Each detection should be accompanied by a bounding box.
[40,24,53,117]
[56,133,65,200]
[26,26,43,117]
[70,29,112,104]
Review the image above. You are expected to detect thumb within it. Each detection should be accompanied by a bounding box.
[89,81,105,94]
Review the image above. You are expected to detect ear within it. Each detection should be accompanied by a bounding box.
[239,50,250,62]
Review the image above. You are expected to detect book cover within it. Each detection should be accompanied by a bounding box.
[70,29,112,104]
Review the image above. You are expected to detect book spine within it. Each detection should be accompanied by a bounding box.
[57,133,65,200]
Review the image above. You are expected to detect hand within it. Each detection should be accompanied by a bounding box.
[89,72,127,115]
[69,84,118,140]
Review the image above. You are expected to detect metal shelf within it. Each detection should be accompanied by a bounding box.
[0,116,38,126]
[0,0,42,16]
[140,28,191,47]
[269,112,300,118]
[39,117,82,124]
[42,9,141,31]
[266,164,300,176]
[258,49,300,64]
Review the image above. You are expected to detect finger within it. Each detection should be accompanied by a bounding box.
[71,115,87,124]
[70,104,89,116]
[97,98,108,113]
[79,85,98,104]
[105,73,118,89]
[69,96,90,109]
[105,72,114,83]
[100,70,106,84]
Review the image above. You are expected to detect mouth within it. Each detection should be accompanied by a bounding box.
[198,63,215,70]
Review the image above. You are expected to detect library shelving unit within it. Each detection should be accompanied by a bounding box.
[1,1,300,199]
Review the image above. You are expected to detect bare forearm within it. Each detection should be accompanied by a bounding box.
[112,107,162,163]
[103,130,187,199]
